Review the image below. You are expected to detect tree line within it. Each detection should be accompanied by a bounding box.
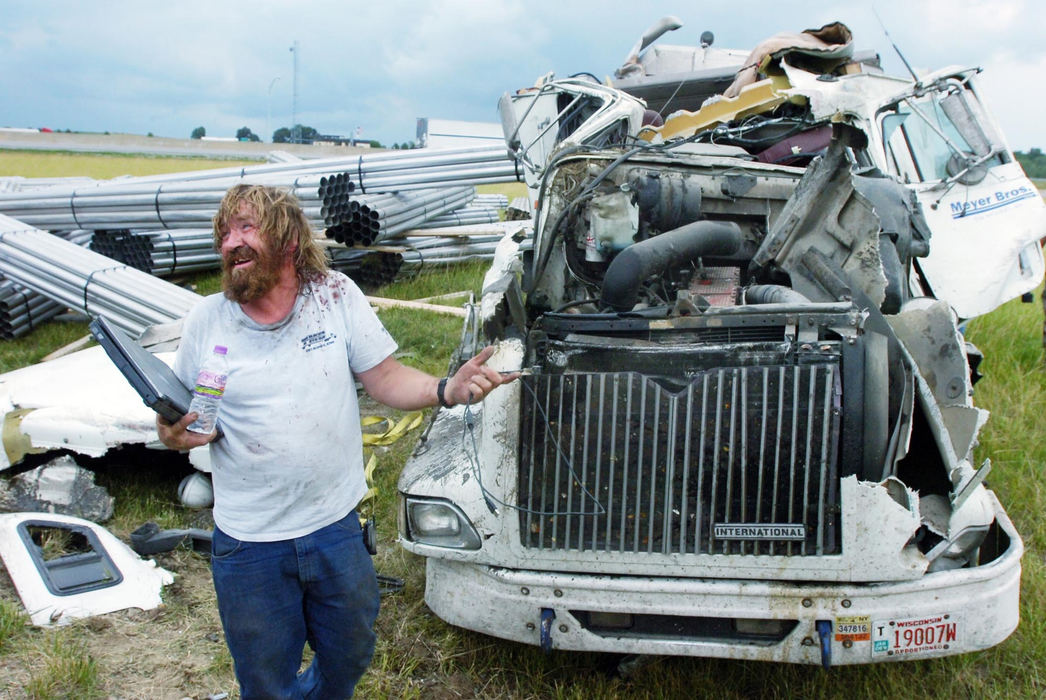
[1015,149,1046,180]
[189,125,415,150]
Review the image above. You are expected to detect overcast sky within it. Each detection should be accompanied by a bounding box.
[2,0,1044,151]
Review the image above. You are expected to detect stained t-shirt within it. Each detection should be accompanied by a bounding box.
[173,271,397,541]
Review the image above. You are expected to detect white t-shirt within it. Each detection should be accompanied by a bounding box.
[174,271,397,541]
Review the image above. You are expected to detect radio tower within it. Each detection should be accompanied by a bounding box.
[290,40,300,143]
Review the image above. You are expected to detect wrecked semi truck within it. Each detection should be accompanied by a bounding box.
[397,25,1045,666]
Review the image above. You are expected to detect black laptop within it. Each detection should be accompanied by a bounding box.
[89,315,193,424]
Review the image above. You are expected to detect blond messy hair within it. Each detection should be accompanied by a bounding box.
[213,184,328,282]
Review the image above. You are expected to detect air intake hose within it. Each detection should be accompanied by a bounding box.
[600,221,742,311]
[745,284,811,305]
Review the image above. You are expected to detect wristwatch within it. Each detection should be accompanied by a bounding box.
[436,377,453,408]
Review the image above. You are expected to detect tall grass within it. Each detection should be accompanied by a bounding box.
[0,598,28,652]
[23,634,100,700]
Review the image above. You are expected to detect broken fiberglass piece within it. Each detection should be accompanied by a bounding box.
[0,346,162,470]
[0,342,212,473]
[0,512,174,626]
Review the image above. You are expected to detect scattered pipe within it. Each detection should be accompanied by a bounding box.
[0,214,201,337]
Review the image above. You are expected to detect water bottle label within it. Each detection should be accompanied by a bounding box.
[194,370,227,394]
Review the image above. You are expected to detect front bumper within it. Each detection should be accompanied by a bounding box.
[422,499,1022,665]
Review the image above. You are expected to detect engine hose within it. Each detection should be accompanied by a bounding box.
[600,220,742,311]
[745,284,811,305]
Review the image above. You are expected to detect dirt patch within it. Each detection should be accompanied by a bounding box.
[0,544,234,699]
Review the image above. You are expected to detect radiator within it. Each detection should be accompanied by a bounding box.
[518,362,842,556]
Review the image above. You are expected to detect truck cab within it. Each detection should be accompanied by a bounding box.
[397,22,1043,666]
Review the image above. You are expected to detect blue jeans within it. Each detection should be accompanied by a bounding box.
[211,510,380,699]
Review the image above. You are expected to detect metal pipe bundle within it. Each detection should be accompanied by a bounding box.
[0,144,513,198]
[412,206,500,229]
[345,159,519,194]
[91,228,221,277]
[0,148,517,237]
[54,229,95,247]
[0,176,100,195]
[0,174,336,233]
[351,232,533,279]
[0,214,201,337]
[326,227,533,288]
[324,186,476,246]
[326,248,404,289]
[97,144,514,189]
[0,278,65,339]
[473,193,509,209]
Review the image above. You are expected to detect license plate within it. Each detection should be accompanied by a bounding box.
[871,613,960,658]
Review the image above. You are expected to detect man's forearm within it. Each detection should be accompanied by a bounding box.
[357,347,515,411]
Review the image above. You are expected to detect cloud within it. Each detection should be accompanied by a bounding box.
[0,1,1041,148]
[973,49,1046,151]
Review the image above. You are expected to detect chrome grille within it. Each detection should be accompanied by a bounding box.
[518,363,841,556]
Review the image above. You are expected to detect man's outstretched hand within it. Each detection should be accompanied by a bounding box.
[443,345,519,406]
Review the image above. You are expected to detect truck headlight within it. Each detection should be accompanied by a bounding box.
[405,497,482,550]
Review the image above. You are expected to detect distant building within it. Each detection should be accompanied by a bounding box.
[416,118,504,149]
[314,134,370,148]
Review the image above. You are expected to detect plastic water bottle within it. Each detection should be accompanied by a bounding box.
[187,345,228,434]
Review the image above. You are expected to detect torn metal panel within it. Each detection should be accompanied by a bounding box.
[751,135,887,307]
[887,300,987,464]
[479,227,528,338]
[0,512,174,626]
[887,299,989,506]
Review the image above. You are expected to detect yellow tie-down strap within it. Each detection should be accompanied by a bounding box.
[358,411,424,506]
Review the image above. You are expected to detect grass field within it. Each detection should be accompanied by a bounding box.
[0,151,1043,698]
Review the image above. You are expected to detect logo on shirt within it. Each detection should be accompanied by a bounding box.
[301,330,337,352]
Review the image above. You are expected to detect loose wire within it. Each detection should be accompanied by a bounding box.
[458,380,606,518]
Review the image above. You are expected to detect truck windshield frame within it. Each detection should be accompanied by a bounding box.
[879,79,1004,184]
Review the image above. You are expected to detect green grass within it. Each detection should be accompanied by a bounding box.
[0,320,90,374]
[0,599,28,652]
[0,151,256,180]
[25,637,100,700]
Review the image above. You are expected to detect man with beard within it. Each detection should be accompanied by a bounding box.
[156,183,514,698]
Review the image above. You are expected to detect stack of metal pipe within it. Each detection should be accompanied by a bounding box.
[0,214,201,337]
[326,248,404,289]
[91,228,220,277]
[397,234,513,269]
[53,229,95,248]
[0,176,331,232]
[0,278,65,339]
[324,186,476,246]
[328,231,532,288]
[413,206,500,230]
[473,193,509,209]
[0,146,518,234]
